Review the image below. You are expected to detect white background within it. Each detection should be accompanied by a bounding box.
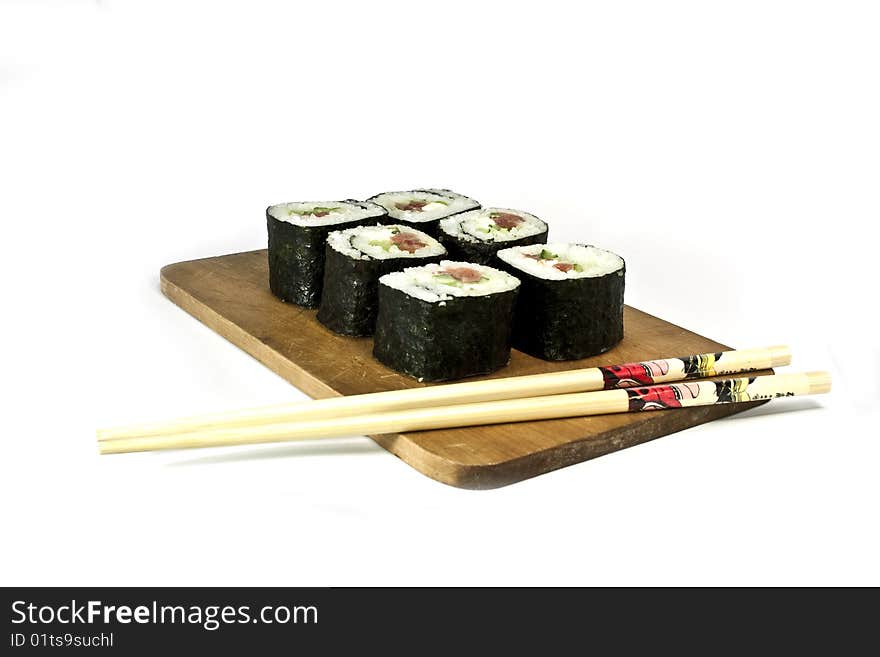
[1,0,878,586]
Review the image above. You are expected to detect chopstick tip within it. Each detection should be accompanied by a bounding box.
[769,345,792,368]
[806,371,832,395]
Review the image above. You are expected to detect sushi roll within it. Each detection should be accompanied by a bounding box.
[266,200,386,307]
[366,188,480,237]
[317,224,446,337]
[438,207,548,265]
[496,243,625,361]
[373,261,520,381]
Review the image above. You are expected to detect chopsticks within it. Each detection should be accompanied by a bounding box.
[99,371,830,454]
[98,345,790,443]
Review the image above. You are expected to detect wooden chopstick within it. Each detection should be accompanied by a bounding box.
[97,345,791,443]
[98,371,829,455]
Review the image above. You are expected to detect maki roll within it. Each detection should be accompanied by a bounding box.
[496,243,625,361]
[317,225,446,337]
[438,207,548,265]
[266,200,386,307]
[366,188,479,237]
[373,261,520,381]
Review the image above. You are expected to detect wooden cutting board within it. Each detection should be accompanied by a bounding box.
[160,250,768,488]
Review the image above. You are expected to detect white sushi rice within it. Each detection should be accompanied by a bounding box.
[327,224,445,261]
[368,189,479,223]
[496,243,624,280]
[380,260,520,303]
[439,208,547,243]
[267,200,386,227]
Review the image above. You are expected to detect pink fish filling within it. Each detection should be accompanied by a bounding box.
[436,266,483,284]
[391,231,427,254]
[491,212,524,229]
[524,253,577,273]
[395,200,428,212]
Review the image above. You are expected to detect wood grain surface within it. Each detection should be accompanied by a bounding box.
[160,250,768,488]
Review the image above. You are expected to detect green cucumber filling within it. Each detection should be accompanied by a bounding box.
[433,274,462,287]
[289,206,340,218]
[368,239,393,251]
[525,249,584,272]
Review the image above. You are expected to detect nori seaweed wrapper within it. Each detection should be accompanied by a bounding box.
[317,245,444,337]
[266,206,378,308]
[373,284,518,382]
[438,228,548,266]
[496,259,625,361]
[392,213,466,240]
